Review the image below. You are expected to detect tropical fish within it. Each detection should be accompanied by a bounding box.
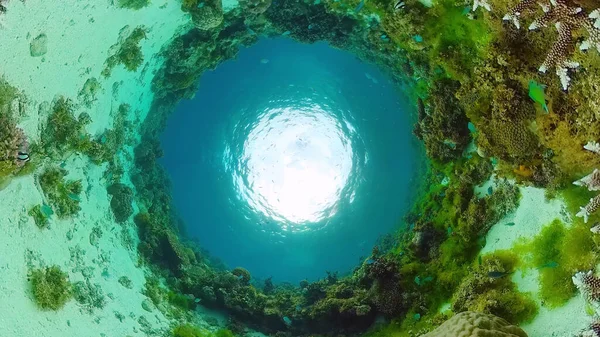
[16,151,30,164]
[283,316,292,326]
[468,121,477,133]
[394,0,405,10]
[447,226,453,236]
[505,222,516,226]
[528,80,549,113]
[414,276,421,285]
[413,313,421,321]
[487,186,493,195]
[490,157,498,166]
[282,31,291,36]
[260,58,270,64]
[366,258,375,265]
[413,35,423,43]
[476,236,486,248]
[488,271,511,278]
[68,193,80,201]
[41,204,54,217]
[423,276,433,283]
[537,261,559,269]
[354,0,365,13]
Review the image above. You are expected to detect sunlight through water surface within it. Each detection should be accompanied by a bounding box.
[224,98,363,228]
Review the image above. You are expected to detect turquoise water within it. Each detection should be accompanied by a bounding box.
[161,38,421,283]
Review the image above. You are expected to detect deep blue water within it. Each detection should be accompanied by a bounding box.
[161,38,421,283]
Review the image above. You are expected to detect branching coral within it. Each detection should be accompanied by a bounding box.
[574,169,600,191]
[503,0,600,89]
[573,270,600,302]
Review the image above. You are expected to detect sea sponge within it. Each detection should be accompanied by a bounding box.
[420,311,528,337]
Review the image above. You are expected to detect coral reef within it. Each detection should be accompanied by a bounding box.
[420,311,528,337]
[107,183,134,223]
[103,26,147,76]
[503,0,600,89]
[29,266,72,310]
[116,0,149,10]
[72,279,106,314]
[239,0,272,15]
[38,167,82,218]
[573,270,600,302]
[451,251,537,324]
[413,79,470,162]
[181,0,224,30]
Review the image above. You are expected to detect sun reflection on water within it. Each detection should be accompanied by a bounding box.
[225,101,360,228]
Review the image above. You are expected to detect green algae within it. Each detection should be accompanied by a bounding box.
[513,219,598,307]
[103,26,147,77]
[451,250,538,324]
[30,266,72,310]
[39,167,82,218]
[28,204,49,229]
[117,0,150,10]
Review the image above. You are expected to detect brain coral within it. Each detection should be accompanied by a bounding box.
[420,312,528,337]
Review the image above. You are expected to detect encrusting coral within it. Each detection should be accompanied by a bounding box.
[420,311,528,337]
[503,0,600,89]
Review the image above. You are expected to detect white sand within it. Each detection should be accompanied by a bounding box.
[0,0,207,335]
[480,184,591,336]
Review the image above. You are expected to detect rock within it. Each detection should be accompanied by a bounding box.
[141,299,153,312]
[420,312,528,337]
[30,34,48,57]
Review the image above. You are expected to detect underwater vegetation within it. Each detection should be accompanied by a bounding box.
[103,26,147,77]
[116,0,150,10]
[421,311,528,336]
[9,0,597,334]
[38,167,82,218]
[29,266,72,310]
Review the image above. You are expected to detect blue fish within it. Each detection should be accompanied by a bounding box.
[414,276,421,285]
[354,0,365,12]
[283,316,292,326]
[423,276,433,283]
[468,122,477,133]
[295,304,302,311]
[68,193,80,202]
[447,226,453,236]
[488,271,511,278]
[366,258,375,265]
[413,35,423,43]
[538,261,559,269]
[487,186,493,195]
[41,204,54,217]
[505,222,516,226]
[282,31,291,36]
[413,313,421,321]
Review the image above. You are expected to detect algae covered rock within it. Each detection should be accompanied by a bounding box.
[30,33,48,57]
[420,311,528,337]
[107,183,134,223]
